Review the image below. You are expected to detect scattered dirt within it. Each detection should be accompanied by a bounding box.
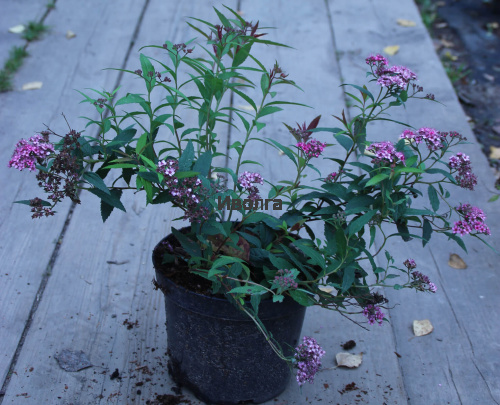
[123,318,139,329]
[420,0,500,173]
[338,382,359,395]
[341,340,356,350]
[146,394,191,405]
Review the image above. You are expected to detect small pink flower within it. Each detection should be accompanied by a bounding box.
[294,336,326,386]
[366,141,405,165]
[362,304,385,325]
[452,204,490,236]
[296,138,326,159]
[8,134,54,172]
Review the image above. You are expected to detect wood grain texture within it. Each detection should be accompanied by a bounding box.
[0,0,147,391]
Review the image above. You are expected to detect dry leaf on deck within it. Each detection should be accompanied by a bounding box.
[22,81,43,91]
[236,104,254,112]
[8,24,25,34]
[318,285,334,294]
[440,38,454,48]
[66,30,76,39]
[336,352,363,368]
[413,319,433,336]
[489,146,500,159]
[383,45,400,56]
[397,19,416,27]
[448,253,467,269]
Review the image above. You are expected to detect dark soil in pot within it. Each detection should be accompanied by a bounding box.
[153,231,306,405]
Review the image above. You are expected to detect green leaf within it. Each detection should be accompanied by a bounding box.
[232,42,252,67]
[83,172,110,195]
[89,188,126,212]
[428,185,440,212]
[422,218,432,247]
[229,285,267,295]
[258,106,283,118]
[289,289,315,306]
[265,138,297,165]
[175,170,199,179]
[178,140,195,171]
[231,88,257,112]
[365,174,389,187]
[193,151,212,177]
[335,134,354,151]
[14,199,51,207]
[348,210,378,235]
[444,232,468,253]
[107,128,137,151]
[341,84,374,101]
[136,132,148,154]
[341,267,355,292]
[138,171,160,183]
[101,189,123,222]
[140,53,156,91]
[369,225,376,248]
[116,93,147,106]
[488,194,500,202]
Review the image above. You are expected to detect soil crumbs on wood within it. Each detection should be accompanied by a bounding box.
[146,394,191,405]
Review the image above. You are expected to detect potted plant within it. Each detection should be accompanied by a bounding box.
[8,6,492,404]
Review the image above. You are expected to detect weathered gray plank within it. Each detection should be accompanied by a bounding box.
[0,0,146,391]
[327,0,500,403]
[1,1,234,404]
[0,0,47,68]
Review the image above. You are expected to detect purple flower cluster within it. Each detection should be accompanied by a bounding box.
[294,336,326,386]
[403,258,417,270]
[400,127,444,151]
[411,271,437,293]
[296,138,326,159]
[449,152,477,190]
[366,54,417,90]
[273,269,298,290]
[157,159,209,222]
[452,203,490,236]
[325,171,340,183]
[400,128,465,152]
[238,171,264,201]
[8,134,54,172]
[362,304,385,325]
[366,141,405,166]
[33,130,82,215]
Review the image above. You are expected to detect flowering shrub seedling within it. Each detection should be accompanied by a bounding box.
[9,6,492,387]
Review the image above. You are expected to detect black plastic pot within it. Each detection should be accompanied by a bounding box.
[153,236,306,405]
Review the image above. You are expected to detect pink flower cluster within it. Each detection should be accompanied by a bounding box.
[273,269,298,290]
[157,159,209,222]
[238,171,264,201]
[452,203,490,236]
[449,152,477,190]
[362,304,385,325]
[366,141,405,165]
[294,336,326,386]
[403,258,417,270]
[366,54,417,90]
[8,134,54,172]
[296,138,326,159]
[400,127,444,151]
[411,271,437,293]
[325,171,340,183]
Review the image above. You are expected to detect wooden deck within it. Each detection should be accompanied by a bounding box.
[0,1,499,404]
